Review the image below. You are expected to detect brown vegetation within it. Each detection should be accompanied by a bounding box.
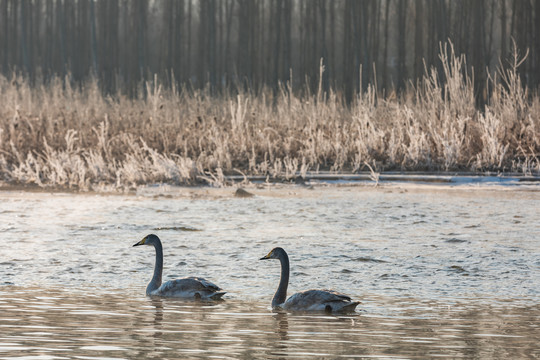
[0,46,538,190]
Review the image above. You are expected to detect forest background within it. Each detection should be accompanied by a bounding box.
[0,0,539,190]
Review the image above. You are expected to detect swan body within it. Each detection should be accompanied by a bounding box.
[260,247,359,312]
[148,276,225,299]
[133,234,225,300]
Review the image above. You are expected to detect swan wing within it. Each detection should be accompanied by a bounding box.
[152,277,226,299]
[283,289,359,312]
[186,276,222,291]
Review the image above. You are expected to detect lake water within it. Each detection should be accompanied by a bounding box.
[0,181,539,359]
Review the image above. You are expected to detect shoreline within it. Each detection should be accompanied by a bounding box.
[1,171,538,197]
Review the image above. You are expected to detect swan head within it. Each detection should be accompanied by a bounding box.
[260,247,287,260]
[133,234,160,247]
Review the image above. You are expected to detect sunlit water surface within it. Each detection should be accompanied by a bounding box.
[0,183,539,359]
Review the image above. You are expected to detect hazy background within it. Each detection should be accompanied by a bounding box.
[1,0,539,102]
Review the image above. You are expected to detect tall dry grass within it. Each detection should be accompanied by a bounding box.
[0,44,538,190]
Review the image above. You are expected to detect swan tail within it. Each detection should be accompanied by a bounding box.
[209,291,226,300]
[339,301,360,312]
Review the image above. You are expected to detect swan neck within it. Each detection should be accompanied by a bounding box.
[147,241,163,294]
[273,252,289,307]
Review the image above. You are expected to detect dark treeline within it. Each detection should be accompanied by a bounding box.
[1,0,539,101]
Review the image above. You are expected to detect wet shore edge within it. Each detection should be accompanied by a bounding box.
[224,171,540,184]
[0,171,538,194]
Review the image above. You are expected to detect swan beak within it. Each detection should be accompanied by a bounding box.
[133,238,146,247]
[260,251,272,260]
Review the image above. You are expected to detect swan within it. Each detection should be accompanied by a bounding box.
[260,247,359,312]
[133,234,226,300]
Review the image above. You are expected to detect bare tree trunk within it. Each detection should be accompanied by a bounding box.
[414,0,424,81]
[382,0,390,92]
[56,0,66,75]
[284,0,292,84]
[236,0,248,88]
[360,0,370,90]
[534,0,540,87]
[343,0,352,101]
[329,0,336,88]
[0,0,6,72]
[397,0,407,90]
[20,0,29,74]
[137,0,148,84]
[224,0,234,87]
[471,0,486,106]
[500,0,507,58]
[273,0,283,91]
[371,0,382,88]
[318,0,328,93]
[208,0,216,90]
[187,0,192,84]
[197,0,207,87]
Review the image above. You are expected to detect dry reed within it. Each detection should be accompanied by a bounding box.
[0,45,538,191]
